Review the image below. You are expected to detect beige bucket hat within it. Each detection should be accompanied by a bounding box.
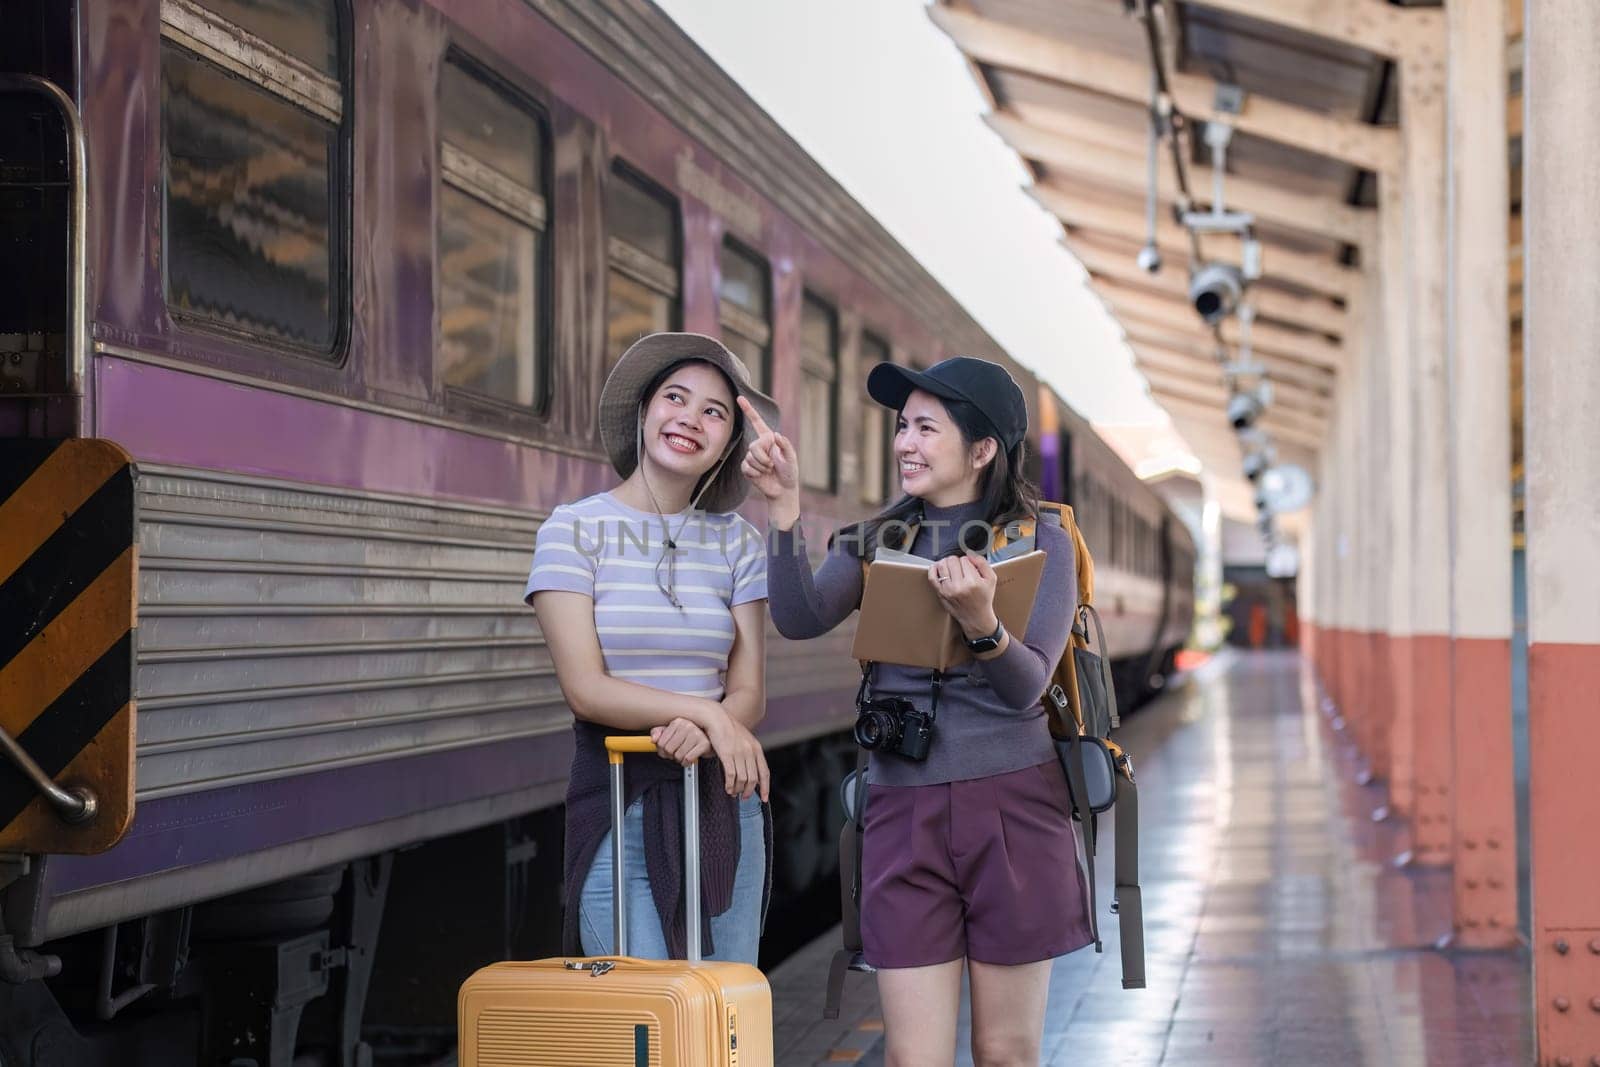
[599,332,781,513]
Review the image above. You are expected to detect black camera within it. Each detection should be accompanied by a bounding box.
[853,697,934,761]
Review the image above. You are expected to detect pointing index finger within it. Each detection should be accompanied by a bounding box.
[737,395,773,438]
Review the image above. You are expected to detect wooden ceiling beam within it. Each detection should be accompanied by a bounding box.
[929,6,1399,172]
[1130,344,1334,403]
[1132,346,1332,407]
[1028,182,1360,299]
[1134,359,1333,419]
[1148,388,1326,449]
[1128,336,1335,398]
[989,112,1373,245]
[1064,236,1348,337]
[1090,278,1346,371]
[1185,0,1444,60]
[1168,413,1319,470]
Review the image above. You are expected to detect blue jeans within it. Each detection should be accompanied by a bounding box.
[578,793,766,964]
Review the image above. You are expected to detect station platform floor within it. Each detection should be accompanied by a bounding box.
[767,650,1534,1066]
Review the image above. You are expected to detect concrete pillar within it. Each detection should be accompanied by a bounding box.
[1400,48,1454,868]
[1380,174,1417,821]
[1298,507,1316,658]
[1326,374,1351,713]
[1338,319,1368,765]
[1311,443,1333,679]
[1360,264,1392,787]
[1444,0,1517,948]
[1524,1,1600,1059]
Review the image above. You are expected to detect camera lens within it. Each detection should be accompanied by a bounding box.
[853,713,880,749]
[853,708,898,751]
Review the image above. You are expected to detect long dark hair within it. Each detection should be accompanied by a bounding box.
[636,358,745,509]
[834,393,1038,559]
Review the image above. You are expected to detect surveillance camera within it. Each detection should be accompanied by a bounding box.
[1242,451,1269,482]
[1136,243,1162,274]
[1227,390,1263,431]
[1188,261,1243,325]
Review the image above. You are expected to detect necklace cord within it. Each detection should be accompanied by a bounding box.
[634,414,739,609]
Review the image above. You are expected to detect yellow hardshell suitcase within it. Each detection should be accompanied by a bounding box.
[459,737,774,1066]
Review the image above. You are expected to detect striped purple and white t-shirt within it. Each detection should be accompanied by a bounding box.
[523,492,768,699]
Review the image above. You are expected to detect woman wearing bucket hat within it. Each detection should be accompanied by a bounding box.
[526,332,781,964]
[739,356,1094,1065]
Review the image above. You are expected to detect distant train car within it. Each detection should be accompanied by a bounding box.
[0,0,1194,1061]
[1034,388,1197,701]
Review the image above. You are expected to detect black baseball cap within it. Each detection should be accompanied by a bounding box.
[866,356,1029,450]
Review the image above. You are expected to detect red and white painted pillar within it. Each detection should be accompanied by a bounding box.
[1525,0,1600,1058]
[1341,299,1376,774]
[1358,263,1393,786]
[1310,396,1336,695]
[1444,0,1517,948]
[1327,366,1355,718]
[1298,449,1321,667]
[1400,45,1454,868]
[1379,174,1417,821]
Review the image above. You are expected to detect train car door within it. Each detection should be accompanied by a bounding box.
[0,61,82,438]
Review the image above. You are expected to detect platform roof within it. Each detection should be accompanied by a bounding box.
[933,0,1522,522]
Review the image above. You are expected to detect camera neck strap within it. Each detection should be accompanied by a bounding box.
[855,661,874,708]
[856,661,945,722]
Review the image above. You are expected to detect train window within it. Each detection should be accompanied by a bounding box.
[606,165,680,370]
[1107,499,1120,572]
[437,57,548,409]
[719,239,771,392]
[798,292,838,492]
[159,0,346,354]
[1092,480,1107,557]
[858,332,894,505]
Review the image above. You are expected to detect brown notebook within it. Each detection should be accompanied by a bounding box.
[850,550,1046,670]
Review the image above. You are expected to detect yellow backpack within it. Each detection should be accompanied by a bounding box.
[992,501,1118,740]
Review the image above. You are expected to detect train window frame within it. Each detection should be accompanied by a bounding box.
[605,162,682,372]
[798,290,840,494]
[717,236,773,393]
[857,331,894,506]
[434,50,553,416]
[157,0,351,362]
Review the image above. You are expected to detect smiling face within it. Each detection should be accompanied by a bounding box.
[894,389,997,507]
[638,361,739,484]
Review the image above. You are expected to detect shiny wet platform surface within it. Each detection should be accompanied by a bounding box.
[770,650,1533,1065]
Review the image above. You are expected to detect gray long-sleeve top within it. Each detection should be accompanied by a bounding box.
[767,500,1074,787]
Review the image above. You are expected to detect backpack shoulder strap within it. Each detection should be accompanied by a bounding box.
[1054,503,1095,608]
[1114,768,1144,989]
[1080,603,1120,731]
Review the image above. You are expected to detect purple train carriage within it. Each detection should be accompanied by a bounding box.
[0,0,1193,1062]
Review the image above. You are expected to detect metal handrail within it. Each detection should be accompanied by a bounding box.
[0,724,97,824]
[0,73,88,399]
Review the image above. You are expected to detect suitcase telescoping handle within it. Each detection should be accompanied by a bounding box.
[604,736,702,964]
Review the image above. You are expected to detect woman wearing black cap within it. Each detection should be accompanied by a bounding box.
[740,357,1094,1067]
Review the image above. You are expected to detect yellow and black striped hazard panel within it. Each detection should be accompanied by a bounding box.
[0,439,137,854]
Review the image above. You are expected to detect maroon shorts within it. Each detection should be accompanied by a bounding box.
[859,760,1095,968]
